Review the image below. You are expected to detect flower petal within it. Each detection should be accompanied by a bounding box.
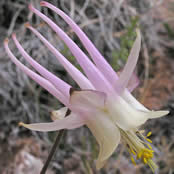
[29,4,114,94]
[69,89,106,111]
[116,29,141,93]
[40,1,119,86]
[145,110,169,119]
[50,107,68,121]
[69,90,120,168]
[96,160,107,170]
[86,111,120,169]
[122,90,149,112]
[4,38,67,105]
[26,24,94,90]
[19,113,84,132]
[117,69,139,92]
[127,72,140,92]
[108,97,149,130]
[109,96,169,130]
[12,33,71,99]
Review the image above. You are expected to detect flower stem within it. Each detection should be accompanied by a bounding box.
[40,130,65,174]
[40,109,70,174]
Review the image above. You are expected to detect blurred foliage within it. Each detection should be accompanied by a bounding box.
[164,23,174,39]
[111,16,139,71]
[164,23,174,57]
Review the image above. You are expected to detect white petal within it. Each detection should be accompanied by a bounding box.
[70,90,120,169]
[86,111,120,169]
[69,90,120,169]
[108,96,169,130]
[122,90,149,112]
[108,97,149,130]
[144,110,169,119]
[96,160,107,170]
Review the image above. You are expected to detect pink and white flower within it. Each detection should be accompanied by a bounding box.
[4,1,169,171]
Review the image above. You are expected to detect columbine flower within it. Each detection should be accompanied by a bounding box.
[4,1,169,171]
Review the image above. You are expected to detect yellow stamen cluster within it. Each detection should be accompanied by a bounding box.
[137,148,154,163]
[121,130,158,172]
[128,145,154,165]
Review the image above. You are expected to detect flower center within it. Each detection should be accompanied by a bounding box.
[120,129,158,172]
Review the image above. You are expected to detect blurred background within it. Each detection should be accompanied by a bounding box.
[0,0,174,173]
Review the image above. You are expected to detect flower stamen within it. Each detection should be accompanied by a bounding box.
[120,129,157,172]
[146,131,152,137]
[131,156,136,165]
[146,138,152,143]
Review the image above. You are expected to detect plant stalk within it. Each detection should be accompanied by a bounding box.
[40,109,70,174]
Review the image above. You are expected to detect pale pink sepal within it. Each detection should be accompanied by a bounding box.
[26,25,94,90]
[19,113,85,132]
[40,1,119,86]
[29,5,114,94]
[127,73,140,92]
[116,30,141,93]
[117,69,140,92]
[12,33,71,99]
[69,90,106,111]
[4,39,67,105]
